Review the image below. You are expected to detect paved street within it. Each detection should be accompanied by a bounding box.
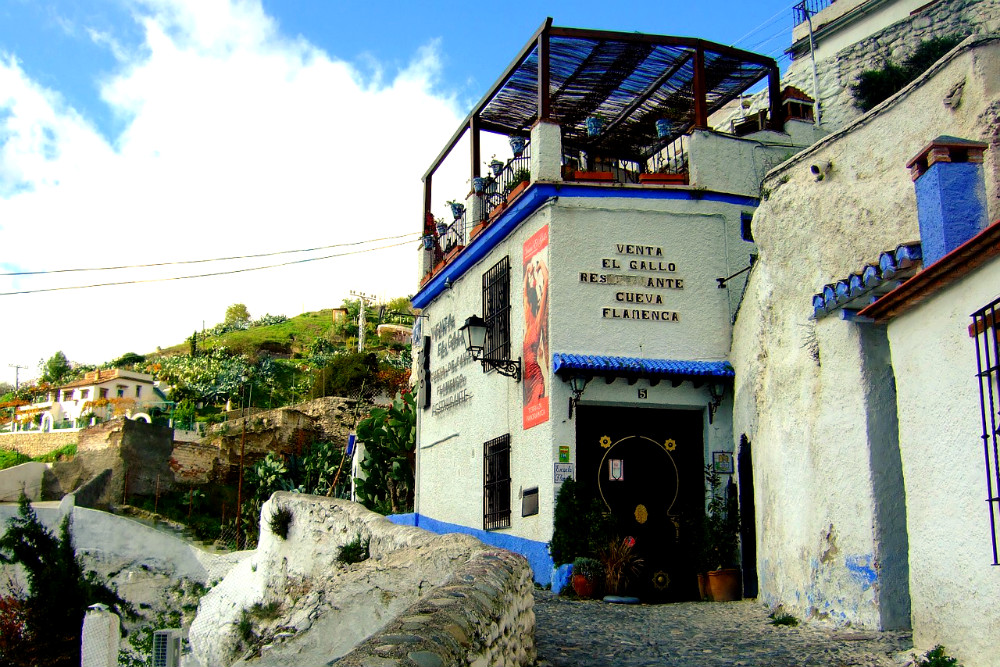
[533,591,913,667]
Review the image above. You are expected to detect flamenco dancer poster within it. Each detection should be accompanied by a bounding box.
[523,225,550,429]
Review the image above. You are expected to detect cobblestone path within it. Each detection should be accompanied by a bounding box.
[533,591,913,667]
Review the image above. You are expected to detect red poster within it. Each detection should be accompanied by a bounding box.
[523,225,550,429]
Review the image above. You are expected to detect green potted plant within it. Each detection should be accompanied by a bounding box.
[572,557,603,598]
[704,463,741,601]
[598,536,643,597]
[505,168,531,200]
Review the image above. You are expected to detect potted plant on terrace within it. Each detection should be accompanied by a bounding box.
[446,200,465,220]
[704,463,741,601]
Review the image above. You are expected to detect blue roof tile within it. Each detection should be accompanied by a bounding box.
[552,353,734,379]
[812,242,922,319]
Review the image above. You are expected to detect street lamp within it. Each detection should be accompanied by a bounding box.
[568,375,589,419]
[708,381,726,424]
[460,315,521,381]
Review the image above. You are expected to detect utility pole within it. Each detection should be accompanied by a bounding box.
[350,291,376,353]
[795,0,823,127]
[8,364,27,390]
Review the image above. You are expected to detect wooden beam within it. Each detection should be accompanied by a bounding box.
[599,51,695,138]
[422,17,552,181]
[767,63,784,131]
[470,116,481,179]
[692,47,708,129]
[538,26,551,121]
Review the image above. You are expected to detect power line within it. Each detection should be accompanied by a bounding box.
[731,1,799,47]
[0,237,418,297]
[0,232,418,277]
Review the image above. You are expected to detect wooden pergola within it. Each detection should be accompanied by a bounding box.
[422,18,783,224]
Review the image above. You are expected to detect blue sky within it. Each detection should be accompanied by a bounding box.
[0,0,799,384]
[0,1,798,144]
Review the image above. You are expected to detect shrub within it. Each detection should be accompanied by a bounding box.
[769,612,799,626]
[852,35,965,111]
[571,557,602,582]
[549,478,615,566]
[268,506,293,540]
[916,645,960,667]
[337,535,370,565]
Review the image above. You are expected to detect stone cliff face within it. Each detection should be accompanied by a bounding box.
[189,493,536,667]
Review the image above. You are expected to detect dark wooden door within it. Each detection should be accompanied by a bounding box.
[576,405,704,600]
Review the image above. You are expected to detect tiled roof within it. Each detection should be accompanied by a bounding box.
[811,243,922,319]
[553,353,734,380]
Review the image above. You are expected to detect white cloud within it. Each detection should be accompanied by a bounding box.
[0,0,471,384]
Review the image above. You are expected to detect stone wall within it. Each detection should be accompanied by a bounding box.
[170,441,220,484]
[334,548,535,667]
[188,493,535,667]
[0,430,77,457]
[783,0,1000,131]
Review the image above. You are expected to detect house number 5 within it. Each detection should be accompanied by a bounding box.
[638,388,648,399]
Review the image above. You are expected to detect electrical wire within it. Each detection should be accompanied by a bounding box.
[0,231,419,277]
[731,1,800,47]
[0,237,419,296]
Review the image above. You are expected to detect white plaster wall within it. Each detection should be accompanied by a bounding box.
[688,130,807,199]
[730,37,1000,629]
[418,191,756,544]
[416,205,557,544]
[793,0,930,61]
[888,258,1000,667]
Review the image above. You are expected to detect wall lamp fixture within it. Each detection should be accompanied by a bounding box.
[708,381,726,424]
[460,315,521,381]
[568,375,589,419]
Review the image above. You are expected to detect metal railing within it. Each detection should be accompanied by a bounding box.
[481,144,532,222]
[650,135,690,175]
[793,0,833,26]
[972,295,1000,565]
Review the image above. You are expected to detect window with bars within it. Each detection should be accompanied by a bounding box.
[484,434,511,530]
[971,295,1000,565]
[482,256,512,372]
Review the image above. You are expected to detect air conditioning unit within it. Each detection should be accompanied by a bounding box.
[152,629,181,667]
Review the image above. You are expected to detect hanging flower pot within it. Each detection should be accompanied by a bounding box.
[447,201,465,220]
[436,221,449,236]
[490,159,504,177]
[472,176,486,193]
[422,235,435,250]
[656,119,672,139]
[509,135,526,157]
[586,116,603,137]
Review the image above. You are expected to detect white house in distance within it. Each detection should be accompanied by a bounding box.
[399,19,822,595]
[13,369,163,430]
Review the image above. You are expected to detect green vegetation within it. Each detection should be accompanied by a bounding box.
[852,35,965,111]
[549,477,615,567]
[917,645,961,667]
[354,391,416,514]
[705,463,740,569]
[40,351,71,384]
[0,444,77,472]
[267,506,293,539]
[768,612,799,626]
[337,535,371,565]
[0,496,133,667]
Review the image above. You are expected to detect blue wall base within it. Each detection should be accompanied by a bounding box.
[388,512,556,586]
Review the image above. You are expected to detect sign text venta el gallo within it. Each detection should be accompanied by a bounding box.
[579,244,682,321]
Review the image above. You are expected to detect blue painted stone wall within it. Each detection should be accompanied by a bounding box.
[388,512,556,586]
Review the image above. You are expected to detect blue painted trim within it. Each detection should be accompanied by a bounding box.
[386,512,554,585]
[412,183,760,309]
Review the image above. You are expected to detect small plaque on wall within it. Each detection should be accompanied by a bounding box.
[522,487,539,517]
[713,451,734,474]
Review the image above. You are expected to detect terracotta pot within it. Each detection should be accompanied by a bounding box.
[706,568,741,602]
[506,180,529,202]
[572,574,595,599]
[638,173,689,184]
[697,572,709,601]
[573,170,614,182]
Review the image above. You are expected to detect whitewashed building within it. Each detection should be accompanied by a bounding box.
[732,34,1000,665]
[403,20,820,595]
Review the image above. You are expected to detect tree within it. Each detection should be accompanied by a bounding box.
[0,382,14,398]
[225,303,251,327]
[39,351,71,384]
[309,352,379,400]
[112,352,146,368]
[0,496,132,666]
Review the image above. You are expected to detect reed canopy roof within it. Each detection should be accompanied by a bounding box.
[476,22,779,161]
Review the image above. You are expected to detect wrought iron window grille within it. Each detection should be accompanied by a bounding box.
[972,295,1000,565]
[484,434,512,531]
[462,256,521,381]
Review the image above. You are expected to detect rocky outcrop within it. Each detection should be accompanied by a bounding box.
[188,493,535,667]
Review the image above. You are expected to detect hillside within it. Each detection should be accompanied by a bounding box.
[153,309,338,359]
